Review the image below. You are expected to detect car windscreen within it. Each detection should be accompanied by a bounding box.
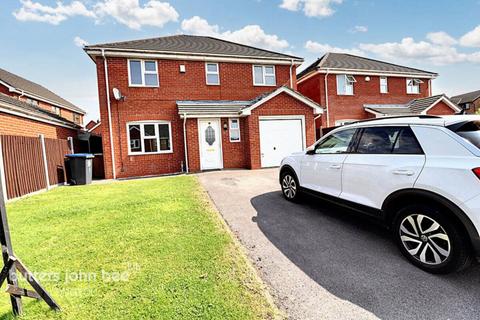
[449,121,480,149]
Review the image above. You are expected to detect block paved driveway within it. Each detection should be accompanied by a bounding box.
[197,169,480,320]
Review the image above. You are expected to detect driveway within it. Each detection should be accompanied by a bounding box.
[197,169,480,320]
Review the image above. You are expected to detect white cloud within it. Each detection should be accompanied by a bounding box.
[305,40,364,55]
[181,16,289,51]
[94,0,179,30]
[359,37,480,65]
[180,16,219,35]
[13,0,178,30]
[350,25,368,33]
[74,36,88,47]
[426,31,457,46]
[13,0,95,25]
[279,0,343,18]
[460,25,480,47]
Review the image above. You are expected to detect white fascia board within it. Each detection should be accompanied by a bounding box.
[179,113,245,119]
[364,108,385,117]
[241,86,323,115]
[86,49,303,66]
[87,121,101,132]
[0,103,78,129]
[317,68,437,78]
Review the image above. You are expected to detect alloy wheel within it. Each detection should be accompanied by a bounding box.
[399,214,451,265]
[282,175,297,199]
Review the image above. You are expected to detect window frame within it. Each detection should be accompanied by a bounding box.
[126,121,173,155]
[336,74,355,96]
[406,78,422,94]
[313,128,357,155]
[380,76,388,94]
[73,113,81,124]
[252,65,276,86]
[350,126,424,155]
[127,59,159,87]
[229,118,241,142]
[205,62,220,85]
[52,106,61,115]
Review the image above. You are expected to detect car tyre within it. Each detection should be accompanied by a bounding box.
[393,204,471,274]
[280,171,301,202]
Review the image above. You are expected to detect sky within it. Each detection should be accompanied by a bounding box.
[1,0,480,122]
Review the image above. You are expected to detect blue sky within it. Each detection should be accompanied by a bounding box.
[1,0,480,121]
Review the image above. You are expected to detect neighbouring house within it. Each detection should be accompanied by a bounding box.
[297,53,440,131]
[84,35,322,179]
[364,94,461,118]
[0,90,81,140]
[0,68,86,127]
[86,120,102,136]
[451,90,480,114]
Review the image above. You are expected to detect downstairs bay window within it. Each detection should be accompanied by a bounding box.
[127,121,172,155]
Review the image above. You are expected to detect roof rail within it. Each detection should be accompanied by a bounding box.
[352,115,441,124]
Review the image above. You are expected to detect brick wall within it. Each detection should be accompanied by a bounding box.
[298,73,431,128]
[245,92,316,169]
[0,112,77,139]
[96,56,296,178]
[426,101,457,115]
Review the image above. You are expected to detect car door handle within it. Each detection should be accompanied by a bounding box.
[329,164,342,169]
[392,170,415,176]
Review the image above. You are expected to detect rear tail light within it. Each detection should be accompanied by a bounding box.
[472,168,480,179]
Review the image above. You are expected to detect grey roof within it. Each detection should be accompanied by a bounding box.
[0,68,85,114]
[298,53,437,79]
[364,95,458,116]
[85,34,302,61]
[0,93,80,128]
[177,100,250,117]
[451,90,480,104]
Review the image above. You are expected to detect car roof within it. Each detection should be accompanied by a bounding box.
[342,115,480,129]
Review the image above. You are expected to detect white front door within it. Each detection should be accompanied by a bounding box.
[259,118,304,168]
[198,119,223,170]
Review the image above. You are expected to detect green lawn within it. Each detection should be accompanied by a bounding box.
[0,176,279,319]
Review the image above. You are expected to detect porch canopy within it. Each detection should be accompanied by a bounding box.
[177,86,323,118]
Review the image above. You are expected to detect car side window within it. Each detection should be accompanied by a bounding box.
[315,129,356,154]
[356,126,422,154]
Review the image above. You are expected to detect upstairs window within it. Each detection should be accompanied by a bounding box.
[229,118,240,142]
[336,74,356,95]
[73,114,81,124]
[406,78,422,94]
[128,60,159,87]
[253,65,276,86]
[380,77,388,93]
[127,122,172,155]
[26,98,38,106]
[52,106,60,115]
[205,63,220,85]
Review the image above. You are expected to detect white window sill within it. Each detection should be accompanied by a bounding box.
[229,139,241,143]
[128,84,160,88]
[337,93,354,96]
[253,83,277,87]
[206,83,220,86]
[128,150,173,156]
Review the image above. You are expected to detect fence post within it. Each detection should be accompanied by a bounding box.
[67,137,74,154]
[0,136,7,200]
[39,135,50,190]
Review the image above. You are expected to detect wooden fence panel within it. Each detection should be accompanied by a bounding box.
[1,136,46,199]
[44,138,71,186]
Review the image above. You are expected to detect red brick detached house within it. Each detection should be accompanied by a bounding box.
[451,90,480,114]
[84,35,322,179]
[297,53,459,131]
[0,68,84,139]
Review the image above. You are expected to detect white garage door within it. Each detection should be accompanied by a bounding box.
[259,117,304,168]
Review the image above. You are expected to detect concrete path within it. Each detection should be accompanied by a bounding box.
[197,169,480,320]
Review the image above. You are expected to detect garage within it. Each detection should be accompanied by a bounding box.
[259,116,305,167]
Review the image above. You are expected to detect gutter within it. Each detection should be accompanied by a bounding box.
[102,49,117,179]
[183,113,189,173]
[324,68,330,127]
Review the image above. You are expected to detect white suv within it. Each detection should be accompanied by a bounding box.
[279,115,480,274]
